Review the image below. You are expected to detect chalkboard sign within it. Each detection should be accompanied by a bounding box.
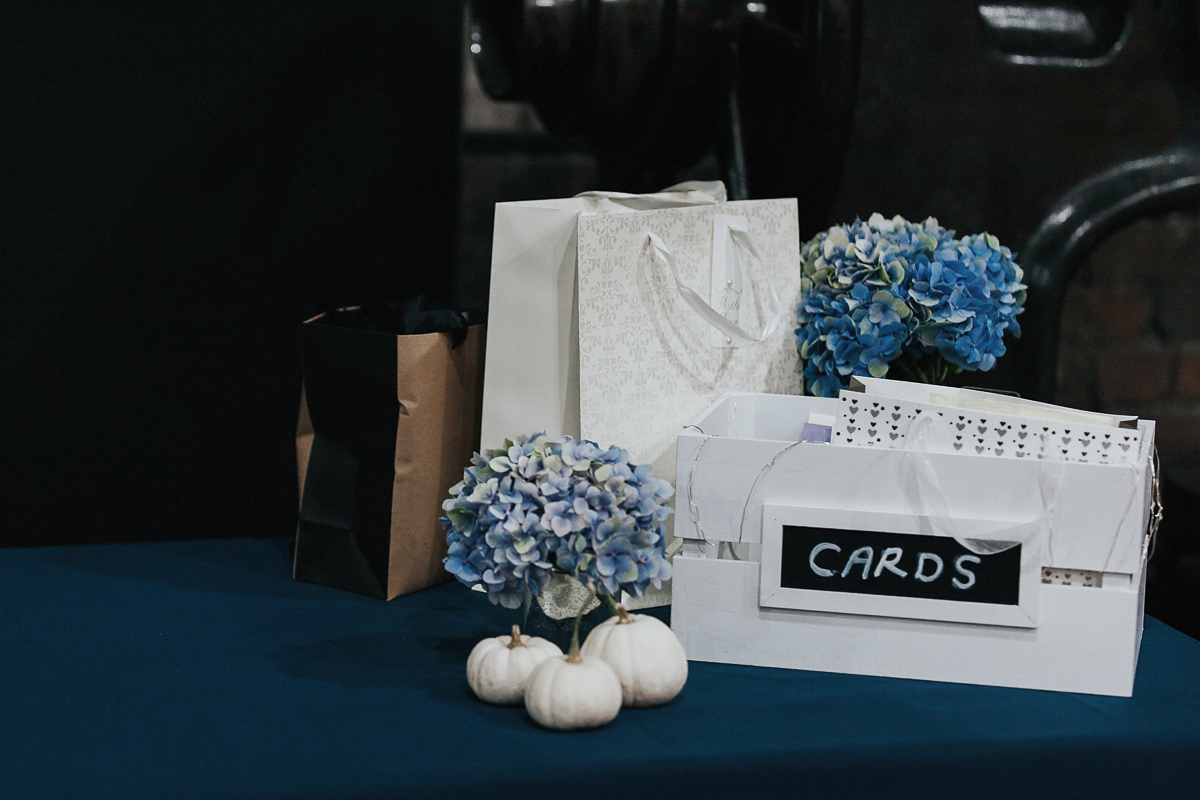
[760,504,1041,628]
[780,526,1021,605]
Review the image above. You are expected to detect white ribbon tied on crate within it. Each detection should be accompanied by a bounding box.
[680,402,1152,575]
[900,412,1148,572]
[898,412,1058,556]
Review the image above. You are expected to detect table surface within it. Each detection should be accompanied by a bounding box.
[3,537,1199,800]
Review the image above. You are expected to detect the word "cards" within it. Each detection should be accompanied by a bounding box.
[779,526,1021,606]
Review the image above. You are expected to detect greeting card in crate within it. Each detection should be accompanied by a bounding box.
[670,379,1160,696]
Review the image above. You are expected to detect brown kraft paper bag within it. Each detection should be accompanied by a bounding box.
[294,302,485,599]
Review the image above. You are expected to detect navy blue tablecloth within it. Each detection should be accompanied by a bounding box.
[2,537,1199,800]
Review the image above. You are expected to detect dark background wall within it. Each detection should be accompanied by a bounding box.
[6,0,1198,643]
[1,2,462,546]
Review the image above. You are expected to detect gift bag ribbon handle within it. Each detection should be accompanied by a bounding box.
[574,180,727,210]
[646,228,783,346]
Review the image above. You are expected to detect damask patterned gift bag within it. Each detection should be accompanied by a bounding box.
[481,181,801,483]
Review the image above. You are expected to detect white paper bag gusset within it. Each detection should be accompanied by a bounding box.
[480,181,802,484]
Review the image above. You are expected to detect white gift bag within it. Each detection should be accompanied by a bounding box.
[480,182,802,481]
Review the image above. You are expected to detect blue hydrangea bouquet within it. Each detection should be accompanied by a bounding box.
[441,433,674,609]
[796,213,1026,396]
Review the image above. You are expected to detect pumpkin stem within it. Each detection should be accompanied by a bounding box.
[567,585,595,664]
[615,605,632,624]
[507,624,525,649]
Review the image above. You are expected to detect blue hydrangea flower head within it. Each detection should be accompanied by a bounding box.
[907,232,1025,371]
[796,215,1024,393]
[441,433,673,608]
[797,214,948,394]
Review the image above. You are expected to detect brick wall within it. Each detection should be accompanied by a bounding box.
[1056,210,1200,488]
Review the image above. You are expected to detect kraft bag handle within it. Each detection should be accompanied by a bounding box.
[646,227,783,346]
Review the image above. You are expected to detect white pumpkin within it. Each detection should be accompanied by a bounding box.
[523,653,623,730]
[580,607,688,707]
[466,625,562,705]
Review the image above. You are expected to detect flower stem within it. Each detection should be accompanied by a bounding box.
[567,585,595,663]
[892,352,960,387]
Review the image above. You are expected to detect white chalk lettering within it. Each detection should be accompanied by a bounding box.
[873,546,908,579]
[914,552,944,583]
[841,546,874,580]
[952,555,981,590]
[808,542,841,578]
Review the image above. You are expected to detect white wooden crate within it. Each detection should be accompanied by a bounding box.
[672,392,1156,696]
